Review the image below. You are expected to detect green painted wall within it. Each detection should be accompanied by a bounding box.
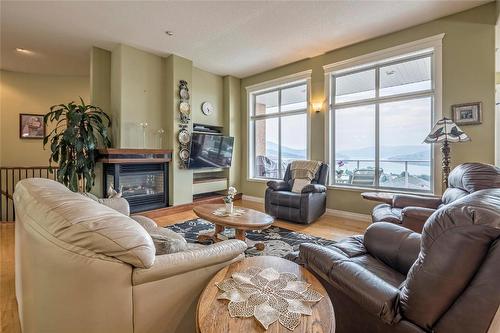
[106,45,240,205]
[165,54,194,205]
[224,76,242,189]
[111,45,166,148]
[192,67,224,127]
[90,47,111,114]
[89,47,112,197]
[0,70,89,166]
[110,45,122,147]
[240,3,496,215]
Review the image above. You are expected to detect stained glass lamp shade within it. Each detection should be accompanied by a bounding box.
[424,118,470,144]
[424,117,470,188]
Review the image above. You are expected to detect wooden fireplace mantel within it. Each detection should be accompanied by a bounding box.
[97,148,173,164]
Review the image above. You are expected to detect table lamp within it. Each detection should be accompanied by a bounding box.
[424,117,470,189]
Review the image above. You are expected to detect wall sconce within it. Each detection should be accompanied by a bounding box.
[312,102,323,113]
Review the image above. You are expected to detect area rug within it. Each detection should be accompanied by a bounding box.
[166,218,336,258]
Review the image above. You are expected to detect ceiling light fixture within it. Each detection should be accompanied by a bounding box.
[165,31,174,36]
[16,48,34,55]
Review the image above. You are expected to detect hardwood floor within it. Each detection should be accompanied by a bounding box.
[0,199,369,333]
[1,222,20,333]
[145,200,369,242]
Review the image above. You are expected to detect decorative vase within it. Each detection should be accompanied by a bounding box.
[225,202,234,215]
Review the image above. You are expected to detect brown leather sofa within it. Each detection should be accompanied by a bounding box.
[372,162,500,232]
[298,188,500,333]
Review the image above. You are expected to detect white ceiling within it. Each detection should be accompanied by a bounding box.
[0,0,491,78]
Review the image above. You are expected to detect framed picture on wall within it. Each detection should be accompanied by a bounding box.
[19,114,45,139]
[451,102,482,125]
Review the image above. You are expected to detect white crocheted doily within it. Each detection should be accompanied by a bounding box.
[212,207,246,217]
[216,266,323,330]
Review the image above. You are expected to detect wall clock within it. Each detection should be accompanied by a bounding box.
[201,102,214,116]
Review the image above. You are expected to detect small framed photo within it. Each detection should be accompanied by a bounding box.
[19,114,45,139]
[452,102,482,125]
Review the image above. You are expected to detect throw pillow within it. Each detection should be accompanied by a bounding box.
[292,178,311,193]
[149,229,188,255]
[80,192,100,201]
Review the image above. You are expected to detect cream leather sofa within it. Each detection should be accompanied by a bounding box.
[13,178,247,333]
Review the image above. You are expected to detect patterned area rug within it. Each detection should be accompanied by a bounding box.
[166,218,336,258]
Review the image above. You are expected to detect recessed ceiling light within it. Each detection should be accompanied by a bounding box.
[165,31,174,36]
[16,48,34,55]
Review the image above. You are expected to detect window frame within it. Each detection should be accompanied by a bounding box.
[324,34,444,194]
[247,71,312,181]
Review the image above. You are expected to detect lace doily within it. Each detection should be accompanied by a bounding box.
[212,207,246,217]
[216,266,323,330]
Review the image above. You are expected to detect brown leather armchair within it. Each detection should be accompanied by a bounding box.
[298,188,500,333]
[372,162,500,232]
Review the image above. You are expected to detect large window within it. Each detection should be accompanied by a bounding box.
[328,50,437,192]
[248,76,309,179]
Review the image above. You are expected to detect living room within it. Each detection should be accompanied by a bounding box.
[1,1,499,333]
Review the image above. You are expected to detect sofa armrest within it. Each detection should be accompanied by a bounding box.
[132,239,247,285]
[364,222,421,275]
[267,180,290,191]
[301,184,327,194]
[392,194,441,209]
[98,197,130,216]
[401,206,435,220]
[299,243,400,324]
[400,207,436,233]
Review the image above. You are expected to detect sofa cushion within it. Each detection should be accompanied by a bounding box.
[80,192,130,216]
[269,191,302,208]
[299,241,404,324]
[14,178,156,268]
[372,204,402,224]
[131,215,188,255]
[150,232,188,255]
[447,162,500,193]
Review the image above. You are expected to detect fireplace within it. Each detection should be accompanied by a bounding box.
[98,149,172,213]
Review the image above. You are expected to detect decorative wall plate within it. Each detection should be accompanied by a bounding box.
[179,148,190,161]
[179,101,191,115]
[201,102,214,116]
[180,88,190,100]
[178,129,191,144]
[180,113,190,124]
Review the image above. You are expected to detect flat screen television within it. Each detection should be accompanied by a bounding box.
[188,133,234,169]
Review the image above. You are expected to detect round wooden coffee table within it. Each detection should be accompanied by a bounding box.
[196,256,335,333]
[193,204,274,248]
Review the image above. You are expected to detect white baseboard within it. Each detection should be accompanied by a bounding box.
[241,195,370,222]
[325,209,371,222]
[241,195,265,203]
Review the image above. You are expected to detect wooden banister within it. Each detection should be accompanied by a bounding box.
[1,166,59,221]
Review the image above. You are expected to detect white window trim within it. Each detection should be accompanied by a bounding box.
[324,34,444,194]
[247,70,312,182]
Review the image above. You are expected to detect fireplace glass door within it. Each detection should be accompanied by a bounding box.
[104,163,168,213]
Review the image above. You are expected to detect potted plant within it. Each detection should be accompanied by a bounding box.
[43,98,111,192]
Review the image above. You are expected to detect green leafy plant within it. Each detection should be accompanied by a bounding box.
[44,98,111,192]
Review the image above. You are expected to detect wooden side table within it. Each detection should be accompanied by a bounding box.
[196,256,335,333]
[361,192,395,205]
